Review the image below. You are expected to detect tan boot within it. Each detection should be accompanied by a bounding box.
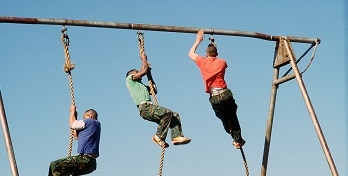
[172,136,191,145]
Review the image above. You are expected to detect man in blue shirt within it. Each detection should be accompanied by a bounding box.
[48,104,101,176]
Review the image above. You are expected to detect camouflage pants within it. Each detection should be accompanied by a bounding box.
[48,155,96,176]
[209,88,243,142]
[138,102,184,140]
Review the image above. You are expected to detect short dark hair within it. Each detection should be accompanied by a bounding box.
[126,69,137,78]
[85,109,98,120]
[206,44,218,57]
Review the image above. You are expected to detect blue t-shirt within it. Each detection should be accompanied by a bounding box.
[77,118,101,157]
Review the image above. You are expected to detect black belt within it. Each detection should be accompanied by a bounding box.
[79,153,97,158]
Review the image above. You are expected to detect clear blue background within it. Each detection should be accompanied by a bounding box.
[0,1,346,176]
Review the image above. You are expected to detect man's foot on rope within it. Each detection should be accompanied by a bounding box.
[152,135,169,148]
[232,139,246,149]
[172,136,191,145]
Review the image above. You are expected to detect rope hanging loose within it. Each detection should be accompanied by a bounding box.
[240,147,249,176]
[301,41,319,74]
[137,31,166,176]
[282,41,319,77]
[61,26,76,157]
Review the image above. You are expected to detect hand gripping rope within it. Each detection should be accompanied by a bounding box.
[137,31,168,176]
[61,26,76,157]
[209,35,249,176]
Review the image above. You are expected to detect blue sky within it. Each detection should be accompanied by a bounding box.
[0,1,346,176]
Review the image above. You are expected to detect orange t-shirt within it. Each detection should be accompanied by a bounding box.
[195,56,228,93]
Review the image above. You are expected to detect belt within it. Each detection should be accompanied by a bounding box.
[137,101,152,108]
[79,153,97,158]
[210,88,228,96]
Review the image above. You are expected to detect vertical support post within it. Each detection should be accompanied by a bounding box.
[261,38,338,175]
[0,90,19,176]
[284,41,339,176]
[260,66,280,176]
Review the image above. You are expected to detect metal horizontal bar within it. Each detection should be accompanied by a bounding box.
[0,16,320,44]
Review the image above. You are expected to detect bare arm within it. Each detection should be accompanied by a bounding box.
[188,29,204,61]
[132,54,149,80]
[69,104,78,139]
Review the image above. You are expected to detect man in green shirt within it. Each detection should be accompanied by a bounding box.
[126,53,191,148]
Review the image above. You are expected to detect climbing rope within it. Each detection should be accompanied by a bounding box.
[230,129,249,176]
[137,31,166,176]
[61,26,76,157]
[137,31,158,104]
[239,147,249,176]
[211,34,249,176]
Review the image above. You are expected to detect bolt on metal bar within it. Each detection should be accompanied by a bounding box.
[0,90,19,176]
[0,16,320,44]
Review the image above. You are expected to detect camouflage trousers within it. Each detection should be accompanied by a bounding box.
[48,155,96,176]
[209,88,243,143]
[138,102,184,140]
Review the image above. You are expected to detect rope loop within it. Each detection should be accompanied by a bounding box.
[282,40,319,77]
[301,41,318,74]
[61,27,75,73]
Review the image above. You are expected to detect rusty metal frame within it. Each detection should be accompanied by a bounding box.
[0,16,320,44]
[0,16,338,176]
[261,37,338,176]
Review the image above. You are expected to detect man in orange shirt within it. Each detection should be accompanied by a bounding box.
[188,29,245,149]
